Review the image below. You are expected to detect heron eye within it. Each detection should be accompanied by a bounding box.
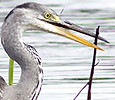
[44,12,51,19]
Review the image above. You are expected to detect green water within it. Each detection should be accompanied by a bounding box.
[0,0,115,100]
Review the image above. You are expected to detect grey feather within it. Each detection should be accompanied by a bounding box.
[1,2,45,100]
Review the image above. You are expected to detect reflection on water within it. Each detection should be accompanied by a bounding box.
[0,0,115,100]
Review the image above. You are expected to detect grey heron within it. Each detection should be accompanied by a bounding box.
[0,2,108,100]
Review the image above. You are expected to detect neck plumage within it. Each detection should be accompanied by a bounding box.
[1,20,43,100]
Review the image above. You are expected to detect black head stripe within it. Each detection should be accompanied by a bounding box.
[4,2,32,22]
[15,2,31,9]
[4,9,14,22]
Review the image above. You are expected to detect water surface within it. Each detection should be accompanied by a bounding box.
[0,0,115,100]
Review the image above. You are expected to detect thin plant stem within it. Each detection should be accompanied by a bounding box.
[73,26,100,100]
[73,82,89,100]
[87,26,100,100]
[9,58,14,85]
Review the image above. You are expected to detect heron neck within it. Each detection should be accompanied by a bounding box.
[1,19,42,73]
[16,67,42,99]
[1,20,43,99]
[1,21,24,63]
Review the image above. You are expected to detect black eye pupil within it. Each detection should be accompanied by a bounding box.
[44,13,51,19]
[47,14,50,17]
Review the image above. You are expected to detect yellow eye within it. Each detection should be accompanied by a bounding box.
[44,12,51,19]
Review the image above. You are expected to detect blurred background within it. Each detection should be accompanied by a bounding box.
[0,0,115,100]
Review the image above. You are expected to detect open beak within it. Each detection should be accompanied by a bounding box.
[40,18,109,51]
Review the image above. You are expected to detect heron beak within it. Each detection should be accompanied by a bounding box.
[40,16,109,51]
[52,24,104,51]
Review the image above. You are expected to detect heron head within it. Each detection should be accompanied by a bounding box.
[5,2,109,51]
